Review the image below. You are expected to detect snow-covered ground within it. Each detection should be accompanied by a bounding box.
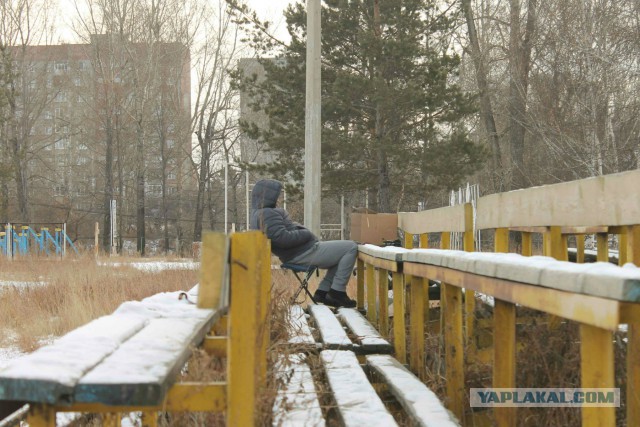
[98,260,199,272]
[0,280,47,291]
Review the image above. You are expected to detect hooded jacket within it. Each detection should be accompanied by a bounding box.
[250,179,317,262]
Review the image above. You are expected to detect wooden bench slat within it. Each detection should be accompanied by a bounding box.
[308,305,352,349]
[321,350,397,427]
[337,308,393,354]
[366,355,459,427]
[0,315,147,404]
[75,313,217,406]
[272,354,325,427]
[287,305,317,347]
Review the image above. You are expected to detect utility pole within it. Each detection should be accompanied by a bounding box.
[304,0,322,236]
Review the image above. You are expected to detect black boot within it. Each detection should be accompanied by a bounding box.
[325,290,357,308]
[313,289,328,304]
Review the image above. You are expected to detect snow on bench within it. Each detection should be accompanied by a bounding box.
[75,316,213,406]
[337,308,393,354]
[308,305,352,350]
[321,350,397,427]
[366,355,459,427]
[272,354,325,427]
[0,288,219,406]
[358,244,408,262]
[402,249,640,302]
[287,305,317,347]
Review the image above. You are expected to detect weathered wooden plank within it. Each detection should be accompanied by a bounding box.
[0,315,148,404]
[321,350,397,427]
[476,169,640,229]
[337,308,392,354]
[75,313,217,406]
[366,355,459,427]
[287,305,317,347]
[404,263,621,330]
[357,258,365,310]
[398,205,467,234]
[358,252,399,273]
[272,354,325,427]
[308,305,352,349]
[392,271,406,364]
[366,264,377,326]
[401,250,640,303]
[443,283,464,422]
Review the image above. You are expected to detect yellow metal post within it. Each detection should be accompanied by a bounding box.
[409,276,425,380]
[544,226,564,329]
[596,233,609,263]
[357,258,365,310]
[366,263,377,325]
[580,324,615,427]
[378,267,389,337]
[141,412,158,427]
[440,231,450,337]
[495,228,509,253]
[26,404,55,427]
[521,231,532,257]
[228,231,264,427]
[392,271,406,363]
[576,235,585,263]
[493,299,516,427]
[420,233,429,248]
[199,232,228,309]
[619,232,628,265]
[103,413,120,427]
[443,283,464,422]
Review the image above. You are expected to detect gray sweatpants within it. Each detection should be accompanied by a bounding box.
[287,240,358,292]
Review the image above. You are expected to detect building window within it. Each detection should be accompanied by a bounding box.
[55,138,69,149]
[54,91,67,102]
[146,184,162,197]
[56,157,65,166]
[78,60,90,71]
[166,139,175,149]
[45,126,53,135]
[54,61,69,73]
[78,143,88,150]
[167,171,176,180]
[73,78,81,86]
[54,107,64,118]
[167,186,177,195]
[54,184,66,196]
[44,111,52,120]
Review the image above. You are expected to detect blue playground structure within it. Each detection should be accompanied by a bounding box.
[0,223,79,257]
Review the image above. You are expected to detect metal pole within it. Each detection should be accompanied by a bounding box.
[246,169,250,230]
[304,0,322,236]
[224,161,228,234]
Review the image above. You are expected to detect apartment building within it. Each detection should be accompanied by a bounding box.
[3,36,192,248]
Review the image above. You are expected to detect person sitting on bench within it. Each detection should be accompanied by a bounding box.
[250,179,357,308]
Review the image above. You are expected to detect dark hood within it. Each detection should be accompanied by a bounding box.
[251,179,282,210]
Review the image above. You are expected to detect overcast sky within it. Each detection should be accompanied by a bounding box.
[246,0,296,42]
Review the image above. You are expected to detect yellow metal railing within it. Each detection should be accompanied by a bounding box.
[358,169,640,427]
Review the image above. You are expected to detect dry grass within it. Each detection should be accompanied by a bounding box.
[0,255,197,352]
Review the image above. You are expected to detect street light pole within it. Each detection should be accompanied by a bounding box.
[304,0,322,236]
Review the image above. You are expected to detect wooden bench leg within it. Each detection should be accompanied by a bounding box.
[141,411,158,427]
[443,283,464,422]
[103,413,120,427]
[392,271,406,364]
[409,276,425,379]
[378,267,389,337]
[493,299,516,427]
[357,258,365,310]
[580,324,615,427]
[27,404,55,427]
[366,264,377,326]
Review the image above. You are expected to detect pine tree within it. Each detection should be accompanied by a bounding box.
[233,0,484,212]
